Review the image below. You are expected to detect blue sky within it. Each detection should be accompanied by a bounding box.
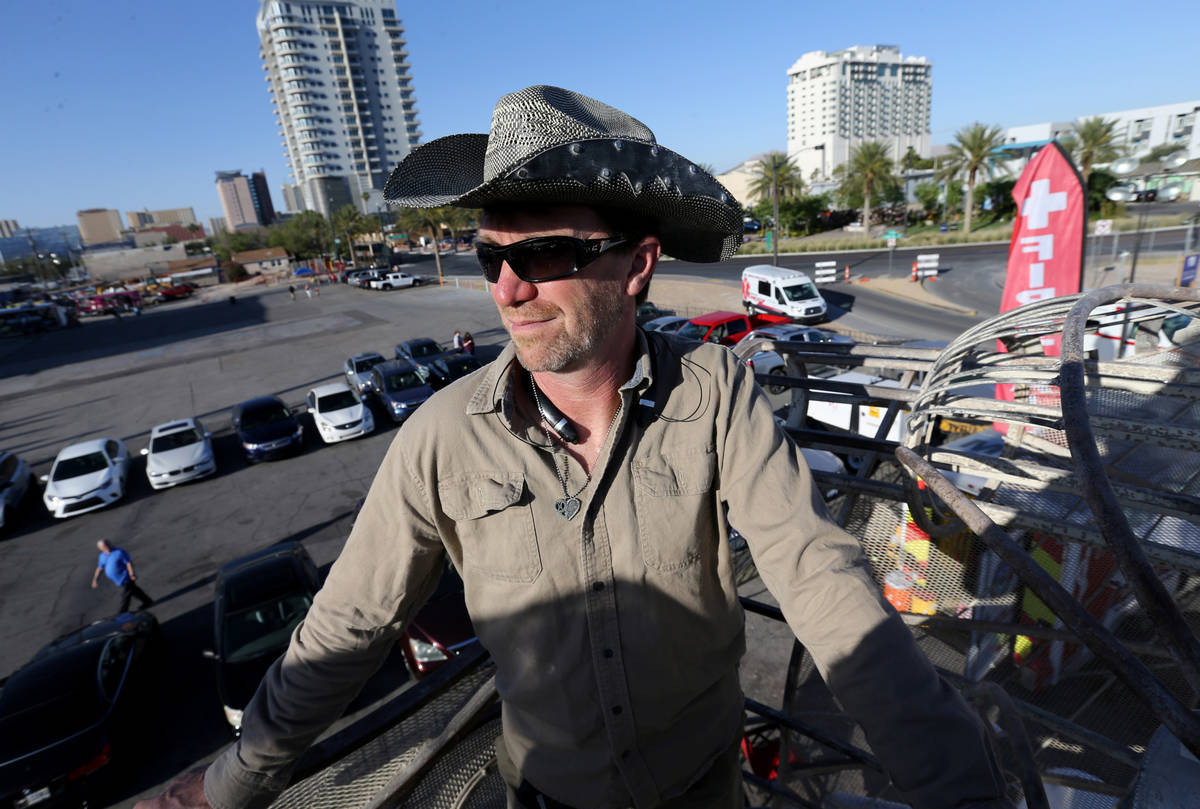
[2,0,1197,229]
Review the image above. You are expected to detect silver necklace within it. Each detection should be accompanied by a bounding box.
[530,377,622,521]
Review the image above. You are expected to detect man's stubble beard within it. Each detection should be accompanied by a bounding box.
[505,282,629,373]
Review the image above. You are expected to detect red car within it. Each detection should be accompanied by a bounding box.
[157,283,195,302]
[399,562,476,679]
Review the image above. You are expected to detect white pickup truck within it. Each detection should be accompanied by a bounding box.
[369,271,422,290]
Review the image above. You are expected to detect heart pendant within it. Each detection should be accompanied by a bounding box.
[554,496,581,521]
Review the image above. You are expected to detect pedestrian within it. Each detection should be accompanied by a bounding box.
[91,539,153,613]
[288,284,296,301]
[139,86,1006,809]
[304,283,312,299]
[314,283,320,298]
[461,331,475,355]
[452,329,464,351]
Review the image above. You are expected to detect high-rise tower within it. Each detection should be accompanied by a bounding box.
[257,0,421,217]
[786,45,932,182]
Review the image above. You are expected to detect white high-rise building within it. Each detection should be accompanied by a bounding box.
[256,0,421,218]
[786,45,932,182]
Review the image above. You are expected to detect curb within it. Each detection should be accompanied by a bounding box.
[853,276,978,316]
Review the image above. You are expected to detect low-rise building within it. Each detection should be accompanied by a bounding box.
[231,246,291,275]
[165,255,223,286]
[82,243,188,282]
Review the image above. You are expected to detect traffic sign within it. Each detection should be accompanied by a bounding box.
[1094,219,1113,236]
[1181,254,1199,288]
[887,238,897,248]
[883,230,902,240]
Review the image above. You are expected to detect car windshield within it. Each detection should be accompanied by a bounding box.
[317,389,360,411]
[352,356,383,373]
[52,451,108,480]
[407,341,445,358]
[240,403,291,428]
[223,593,313,663]
[782,283,819,302]
[676,322,709,341]
[382,371,424,392]
[150,429,203,453]
[440,358,479,379]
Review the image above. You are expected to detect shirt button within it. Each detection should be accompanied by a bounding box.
[612,705,623,715]
[603,648,614,658]
[592,581,605,592]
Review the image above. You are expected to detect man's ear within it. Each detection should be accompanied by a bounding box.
[625,237,661,297]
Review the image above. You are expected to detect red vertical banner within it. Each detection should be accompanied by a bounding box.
[999,140,1087,354]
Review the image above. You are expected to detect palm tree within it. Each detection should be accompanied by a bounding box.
[440,207,477,253]
[395,206,451,284]
[1069,116,1122,183]
[844,141,894,233]
[332,205,369,266]
[747,152,804,266]
[938,123,1006,234]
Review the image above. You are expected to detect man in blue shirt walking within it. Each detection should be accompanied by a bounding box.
[91,539,154,613]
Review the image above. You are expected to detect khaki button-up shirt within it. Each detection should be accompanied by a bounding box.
[206,332,1006,809]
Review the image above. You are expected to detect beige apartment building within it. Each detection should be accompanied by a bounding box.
[77,208,125,246]
[216,172,260,230]
[126,207,199,229]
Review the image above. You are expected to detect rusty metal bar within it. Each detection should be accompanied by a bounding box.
[895,446,1200,759]
[1059,284,1200,700]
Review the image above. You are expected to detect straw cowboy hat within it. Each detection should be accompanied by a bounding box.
[383,85,743,263]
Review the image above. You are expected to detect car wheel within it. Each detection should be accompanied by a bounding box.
[382,284,391,290]
[767,368,787,395]
[412,279,421,286]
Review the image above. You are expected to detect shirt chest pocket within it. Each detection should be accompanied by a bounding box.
[438,472,542,583]
[632,447,718,572]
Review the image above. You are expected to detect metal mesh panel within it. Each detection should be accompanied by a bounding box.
[268,662,496,809]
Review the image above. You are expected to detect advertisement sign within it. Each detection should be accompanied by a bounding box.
[999,141,1087,340]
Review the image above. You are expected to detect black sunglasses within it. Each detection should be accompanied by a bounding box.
[476,236,629,284]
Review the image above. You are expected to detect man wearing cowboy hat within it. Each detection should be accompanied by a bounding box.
[140,87,1007,809]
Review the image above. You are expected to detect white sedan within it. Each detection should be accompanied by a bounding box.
[0,450,34,530]
[306,381,374,443]
[42,438,131,518]
[141,418,216,490]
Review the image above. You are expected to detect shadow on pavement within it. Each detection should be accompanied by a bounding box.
[0,297,271,380]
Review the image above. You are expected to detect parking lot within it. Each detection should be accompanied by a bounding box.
[0,276,806,807]
[0,280,514,804]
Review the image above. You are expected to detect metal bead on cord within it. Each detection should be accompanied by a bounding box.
[530,377,622,521]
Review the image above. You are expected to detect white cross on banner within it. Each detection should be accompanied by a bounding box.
[1020,178,1069,230]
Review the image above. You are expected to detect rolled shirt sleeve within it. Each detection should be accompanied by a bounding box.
[205,434,446,809]
[716,353,1008,809]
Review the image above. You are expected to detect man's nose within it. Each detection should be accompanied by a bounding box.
[491,261,537,308]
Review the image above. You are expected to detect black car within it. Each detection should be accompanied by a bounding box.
[232,396,304,462]
[428,354,484,391]
[206,542,321,734]
[635,301,676,326]
[0,612,164,808]
[394,337,457,370]
[368,359,437,423]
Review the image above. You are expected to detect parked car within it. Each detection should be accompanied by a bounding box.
[675,311,791,347]
[232,396,304,462]
[367,359,436,423]
[738,325,854,394]
[306,381,374,444]
[0,612,165,807]
[635,301,675,326]
[141,418,216,490]
[642,315,689,334]
[0,450,34,530]
[395,337,457,369]
[344,351,386,393]
[428,354,484,390]
[368,271,421,290]
[156,282,195,302]
[348,270,382,288]
[41,438,132,519]
[206,542,321,734]
[399,561,477,679]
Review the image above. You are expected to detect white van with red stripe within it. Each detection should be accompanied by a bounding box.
[741,265,827,323]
